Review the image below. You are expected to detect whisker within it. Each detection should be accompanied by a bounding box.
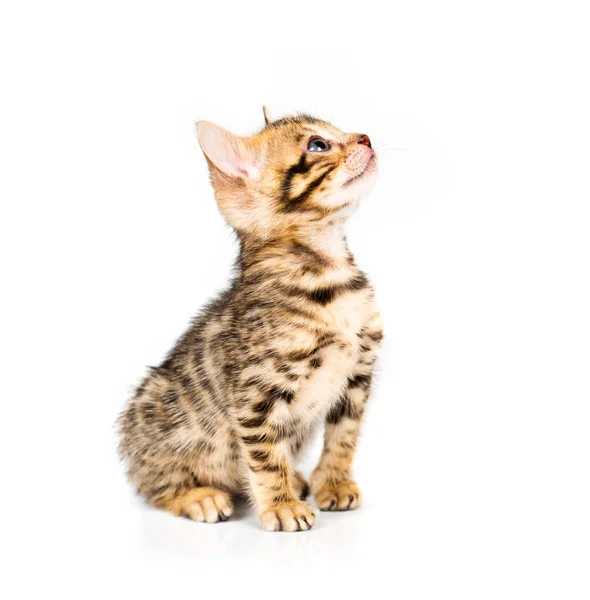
[373,146,406,153]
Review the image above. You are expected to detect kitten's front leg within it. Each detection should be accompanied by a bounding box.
[238,397,315,532]
[311,334,379,511]
[311,380,368,511]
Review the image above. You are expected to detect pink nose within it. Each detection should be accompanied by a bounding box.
[357,134,372,148]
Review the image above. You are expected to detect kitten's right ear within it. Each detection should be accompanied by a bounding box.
[196,121,260,181]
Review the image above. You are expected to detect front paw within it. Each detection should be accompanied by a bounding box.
[314,480,362,511]
[259,500,316,532]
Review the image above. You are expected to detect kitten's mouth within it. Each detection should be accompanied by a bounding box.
[343,154,376,187]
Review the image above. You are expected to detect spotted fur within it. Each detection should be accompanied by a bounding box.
[118,111,383,531]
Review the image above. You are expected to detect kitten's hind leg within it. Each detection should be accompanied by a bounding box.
[152,487,234,523]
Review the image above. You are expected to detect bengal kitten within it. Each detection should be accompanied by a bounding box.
[118,109,383,532]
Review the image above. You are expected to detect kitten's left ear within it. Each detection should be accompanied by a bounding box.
[262,106,273,125]
[196,121,260,181]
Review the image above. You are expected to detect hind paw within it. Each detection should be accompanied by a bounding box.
[159,487,233,523]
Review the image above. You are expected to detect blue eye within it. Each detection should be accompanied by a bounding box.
[307,137,330,152]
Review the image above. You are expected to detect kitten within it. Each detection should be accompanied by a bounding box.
[118,109,383,532]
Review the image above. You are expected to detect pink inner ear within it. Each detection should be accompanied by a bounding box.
[230,152,259,181]
[198,122,258,180]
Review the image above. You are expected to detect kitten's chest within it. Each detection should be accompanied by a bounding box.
[291,287,376,421]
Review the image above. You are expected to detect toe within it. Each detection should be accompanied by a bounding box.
[292,502,315,529]
[316,490,337,511]
[336,491,353,510]
[278,507,299,532]
[213,493,233,520]
[348,492,361,510]
[201,496,221,523]
[260,510,280,532]
[184,501,205,521]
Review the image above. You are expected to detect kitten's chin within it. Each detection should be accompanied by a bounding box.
[319,158,378,210]
[347,164,377,197]
[339,161,378,200]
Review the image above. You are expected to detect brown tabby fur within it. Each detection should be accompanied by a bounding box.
[118,110,383,531]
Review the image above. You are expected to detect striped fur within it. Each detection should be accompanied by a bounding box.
[118,112,382,531]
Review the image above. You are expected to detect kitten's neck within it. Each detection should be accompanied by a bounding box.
[238,225,355,280]
[297,225,349,262]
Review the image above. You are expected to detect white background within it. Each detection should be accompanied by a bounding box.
[1,1,589,598]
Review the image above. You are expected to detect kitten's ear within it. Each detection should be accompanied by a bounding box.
[262,106,273,125]
[196,121,260,181]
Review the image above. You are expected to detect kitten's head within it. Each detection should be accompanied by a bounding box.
[196,110,377,240]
